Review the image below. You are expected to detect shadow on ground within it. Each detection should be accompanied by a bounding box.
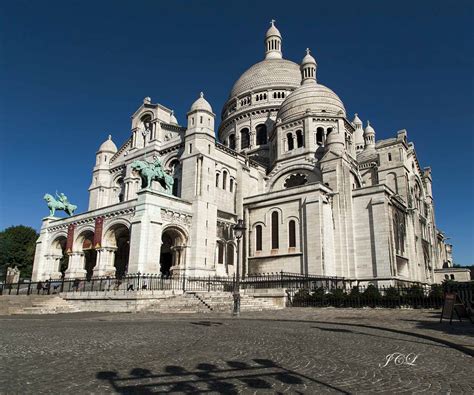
[96,358,349,394]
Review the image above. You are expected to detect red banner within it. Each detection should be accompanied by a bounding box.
[66,224,75,253]
[94,217,104,248]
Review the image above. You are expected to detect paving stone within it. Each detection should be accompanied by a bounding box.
[0,309,472,393]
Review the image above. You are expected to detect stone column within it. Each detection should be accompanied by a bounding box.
[32,216,57,281]
[65,252,86,279]
[93,247,117,277]
[47,254,63,280]
[170,245,185,275]
[128,189,163,274]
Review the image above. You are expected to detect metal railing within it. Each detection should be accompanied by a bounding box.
[1,273,471,311]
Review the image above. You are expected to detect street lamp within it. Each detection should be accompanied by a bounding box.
[232,219,246,317]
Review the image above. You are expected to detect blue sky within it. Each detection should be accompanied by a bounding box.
[1,0,473,264]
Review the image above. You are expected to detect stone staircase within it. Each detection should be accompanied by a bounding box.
[0,290,283,315]
[142,293,213,313]
[142,292,281,313]
[0,295,79,315]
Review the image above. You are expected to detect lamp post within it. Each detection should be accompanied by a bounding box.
[232,219,246,317]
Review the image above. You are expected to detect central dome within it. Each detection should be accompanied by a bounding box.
[229,59,301,98]
[277,83,346,122]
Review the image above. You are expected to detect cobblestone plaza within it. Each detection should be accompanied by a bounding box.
[1,309,473,393]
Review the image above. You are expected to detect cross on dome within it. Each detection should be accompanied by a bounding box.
[270,19,276,25]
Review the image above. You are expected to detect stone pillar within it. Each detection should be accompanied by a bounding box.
[93,247,117,277]
[32,216,57,281]
[170,245,184,275]
[65,252,86,279]
[47,254,63,280]
[128,189,163,274]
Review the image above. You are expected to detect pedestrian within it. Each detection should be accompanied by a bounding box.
[37,281,43,295]
[73,278,80,292]
[43,280,50,295]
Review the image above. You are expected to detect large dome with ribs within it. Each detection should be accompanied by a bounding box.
[229,59,301,99]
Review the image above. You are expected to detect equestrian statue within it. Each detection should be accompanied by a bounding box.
[44,192,77,216]
[131,157,174,193]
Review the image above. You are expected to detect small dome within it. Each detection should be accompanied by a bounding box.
[277,83,346,122]
[170,110,178,125]
[190,92,213,113]
[352,113,362,127]
[229,59,301,98]
[266,20,281,38]
[364,120,376,136]
[98,135,117,153]
[302,48,316,65]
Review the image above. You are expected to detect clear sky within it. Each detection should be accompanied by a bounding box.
[1,0,473,264]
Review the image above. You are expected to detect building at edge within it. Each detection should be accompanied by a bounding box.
[32,22,456,285]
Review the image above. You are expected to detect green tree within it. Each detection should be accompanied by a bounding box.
[0,225,39,279]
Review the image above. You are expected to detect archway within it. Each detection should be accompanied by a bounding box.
[160,227,187,277]
[51,235,68,278]
[103,224,130,279]
[77,230,97,280]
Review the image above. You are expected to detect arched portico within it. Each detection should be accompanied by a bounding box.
[46,235,68,279]
[160,226,187,276]
[99,223,131,279]
[66,229,96,279]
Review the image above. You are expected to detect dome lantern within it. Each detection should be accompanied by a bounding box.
[364,120,376,149]
[301,48,317,85]
[265,20,282,60]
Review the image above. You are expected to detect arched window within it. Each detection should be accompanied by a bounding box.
[255,225,262,251]
[227,244,234,266]
[326,127,333,136]
[284,174,308,188]
[222,171,227,190]
[271,211,279,249]
[288,220,296,248]
[240,128,250,149]
[216,173,220,187]
[229,134,236,150]
[140,114,152,142]
[287,133,294,151]
[256,124,267,145]
[116,177,125,202]
[217,241,224,264]
[296,130,304,148]
[316,127,324,145]
[230,179,234,193]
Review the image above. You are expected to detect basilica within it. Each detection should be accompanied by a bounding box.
[32,22,454,285]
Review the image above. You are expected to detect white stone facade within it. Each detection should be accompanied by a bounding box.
[32,22,453,285]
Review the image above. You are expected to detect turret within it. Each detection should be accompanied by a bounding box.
[88,135,117,210]
[186,92,215,136]
[300,48,317,84]
[264,20,282,60]
[352,113,364,153]
[364,121,376,150]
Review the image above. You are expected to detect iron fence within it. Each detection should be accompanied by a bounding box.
[1,272,471,311]
[0,274,237,296]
